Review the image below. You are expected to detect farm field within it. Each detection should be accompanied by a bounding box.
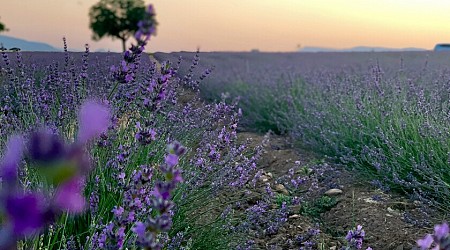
[155,51,450,249]
[3,1,450,249]
[1,45,448,249]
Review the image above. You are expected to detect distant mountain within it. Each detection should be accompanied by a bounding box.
[0,35,59,51]
[299,46,426,53]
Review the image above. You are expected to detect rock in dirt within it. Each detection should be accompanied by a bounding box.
[387,207,401,216]
[325,188,343,196]
[259,176,270,183]
[274,184,289,195]
[258,172,273,182]
[363,197,380,204]
[289,214,300,219]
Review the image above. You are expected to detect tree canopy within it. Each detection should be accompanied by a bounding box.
[89,0,156,52]
[0,17,7,33]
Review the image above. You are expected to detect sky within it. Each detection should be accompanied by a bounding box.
[1,0,450,52]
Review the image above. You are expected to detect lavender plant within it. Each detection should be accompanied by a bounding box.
[343,225,372,250]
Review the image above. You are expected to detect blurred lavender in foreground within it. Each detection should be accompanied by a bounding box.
[78,100,110,143]
[0,101,110,249]
[135,5,157,44]
[416,222,450,250]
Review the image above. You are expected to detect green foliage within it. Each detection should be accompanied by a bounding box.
[275,193,291,208]
[88,0,156,51]
[201,78,305,134]
[300,196,338,219]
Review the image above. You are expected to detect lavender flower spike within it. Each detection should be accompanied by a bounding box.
[345,225,366,249]
[77,100,110,143]
[165,154,179,167]
[132,221,146,238]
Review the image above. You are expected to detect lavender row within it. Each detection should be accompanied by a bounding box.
[0,6,252,249]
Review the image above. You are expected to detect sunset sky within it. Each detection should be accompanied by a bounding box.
[1,0,450,52]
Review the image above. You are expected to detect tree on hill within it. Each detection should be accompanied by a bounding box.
[89,0,157,52]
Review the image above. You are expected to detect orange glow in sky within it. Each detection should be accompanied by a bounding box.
[1,0,450,52]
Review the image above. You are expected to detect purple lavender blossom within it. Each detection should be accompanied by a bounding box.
[165,154,179,167]
[416,222,450,250]
[134,5,157,43]
[417,234,433,249]
[434,223,449,240]
[28,129,66,163]
[132,221,146,238]
[153,181,173,200]
[167,141,187,156]
[77,100,110,143]
[54,177,86,213]
[5,193,47,236]
[345,225,366,249]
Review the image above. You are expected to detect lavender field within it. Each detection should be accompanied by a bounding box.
[2,5,450,249]
[155,51,450,249]
[156,51,450,206]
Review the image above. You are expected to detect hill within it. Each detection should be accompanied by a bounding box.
[0,35,59,51]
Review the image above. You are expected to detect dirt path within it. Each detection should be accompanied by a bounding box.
[148,53,162,69]
[237,132,433,250]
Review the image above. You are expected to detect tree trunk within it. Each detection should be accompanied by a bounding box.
[121,38,126,52]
